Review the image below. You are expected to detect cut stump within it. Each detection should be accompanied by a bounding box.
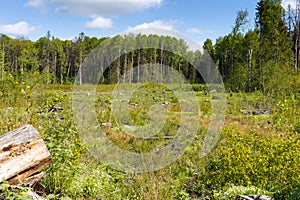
[0,124,52,185]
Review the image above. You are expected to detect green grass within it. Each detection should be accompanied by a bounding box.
[0,82,299,199]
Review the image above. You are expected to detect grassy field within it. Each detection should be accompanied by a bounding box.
[0,82,299,199]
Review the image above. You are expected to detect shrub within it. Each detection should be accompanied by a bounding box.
[0,181,32,200]
[272,95,299,132]
[198,126,300,199]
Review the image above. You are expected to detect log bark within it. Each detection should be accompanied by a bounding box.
[0,124,52,184]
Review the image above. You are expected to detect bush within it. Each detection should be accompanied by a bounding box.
[272,95,299,132]
[65,162,125,198]
[192,84,207,92]
[0,181,32,200]
[198,126,300,199]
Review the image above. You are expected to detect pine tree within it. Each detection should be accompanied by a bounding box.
[256,0,294,94]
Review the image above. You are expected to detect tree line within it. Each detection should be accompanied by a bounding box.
[205,0,300,94]
[1,0,299,94]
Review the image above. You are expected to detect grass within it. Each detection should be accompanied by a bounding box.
[0,82,299,199]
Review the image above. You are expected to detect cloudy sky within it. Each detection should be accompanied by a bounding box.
[0,0,295,44]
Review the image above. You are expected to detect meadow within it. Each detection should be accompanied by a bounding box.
[0,78,299,200]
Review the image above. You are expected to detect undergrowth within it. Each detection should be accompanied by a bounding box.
[0,78,299,199]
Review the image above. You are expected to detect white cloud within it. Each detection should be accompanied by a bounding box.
[26,0,164,31]
[85,17,113,29]
[26,0,163,17]
[25,0,48,13]
[187,28,214,35]
[26,0,47,7]
[126,20,178,32]
[0,21,39,36]
[282,0,297,10]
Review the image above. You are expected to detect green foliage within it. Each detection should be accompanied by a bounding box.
[256,0,294,95]
[65,162,125,198]
[199,126,300,199]
[191,84,207,92]
[0,82,299,199]
[0,181,32,200]
[199,100,212,116]
[203,39,215,60]
[272,95,300,132]
[32,91,85,195]
[289,186,300,200]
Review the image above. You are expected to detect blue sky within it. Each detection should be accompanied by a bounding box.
[0,0,294,45]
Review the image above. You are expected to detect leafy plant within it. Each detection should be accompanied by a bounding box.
[0,181,32,200]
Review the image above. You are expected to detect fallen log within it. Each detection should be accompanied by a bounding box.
[0,124,52,185]
[142,136,176,140]
[241,109,271,115]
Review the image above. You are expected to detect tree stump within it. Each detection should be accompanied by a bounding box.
[0,124,52,185]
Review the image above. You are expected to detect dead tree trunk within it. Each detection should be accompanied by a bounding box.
[247,49,253,91]
[0,124,52,185]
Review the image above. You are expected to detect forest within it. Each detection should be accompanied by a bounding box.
[0,0,300,93]
[0,0,299,199]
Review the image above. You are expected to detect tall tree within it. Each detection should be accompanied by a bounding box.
[256,0,294,94]
[74,32,86,85]
[230,10,249,90]
[203,39,215,60]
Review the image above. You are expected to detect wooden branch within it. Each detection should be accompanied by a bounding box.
[142,136,176,140]
[0,124,52,185]
[235,195,274,200]
[23,172,45,187]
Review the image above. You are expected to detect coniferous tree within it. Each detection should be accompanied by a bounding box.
[256,0,294,94]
